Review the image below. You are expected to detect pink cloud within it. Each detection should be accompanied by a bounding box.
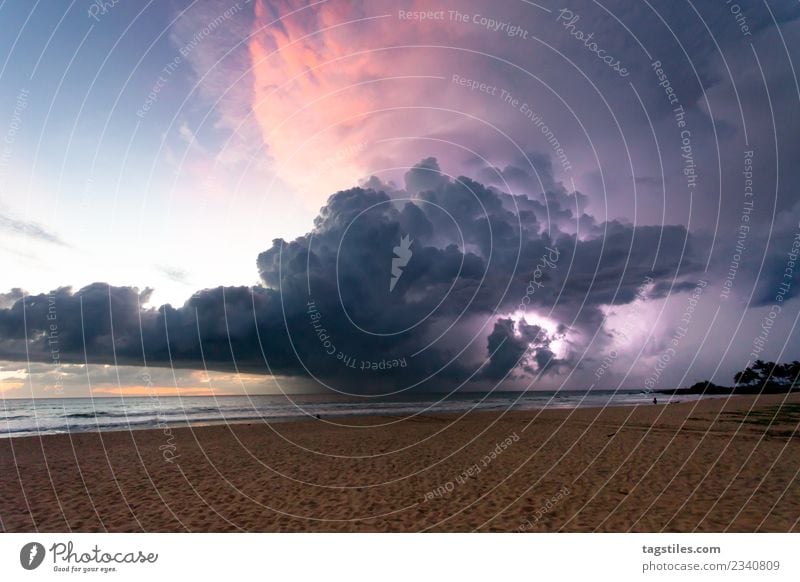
[246,0,501,201]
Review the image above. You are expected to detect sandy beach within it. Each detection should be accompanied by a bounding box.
[1,393,798,532]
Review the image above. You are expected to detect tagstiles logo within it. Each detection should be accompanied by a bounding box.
[20,542,46,570]
[390,234,413,292]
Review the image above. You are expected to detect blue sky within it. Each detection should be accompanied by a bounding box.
[0,0,309,307]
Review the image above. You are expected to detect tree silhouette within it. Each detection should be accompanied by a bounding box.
[734,367,759,386]
[732,359,800,390]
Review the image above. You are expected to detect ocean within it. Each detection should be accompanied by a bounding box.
[0,390,717,438]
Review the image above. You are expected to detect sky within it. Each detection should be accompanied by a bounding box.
[0,0,799,397]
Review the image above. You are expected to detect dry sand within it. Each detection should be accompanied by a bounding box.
[1,393,799,532]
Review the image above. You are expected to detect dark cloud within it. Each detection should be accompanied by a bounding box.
[733,200,800,308]
[477,152,558,194]
[0,288,24,309]
[0,159,704,393]
[482,318,562,381]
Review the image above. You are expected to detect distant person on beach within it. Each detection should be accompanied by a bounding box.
[653,397,657,405]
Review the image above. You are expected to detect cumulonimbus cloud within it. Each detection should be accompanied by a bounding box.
[0,158,707,393]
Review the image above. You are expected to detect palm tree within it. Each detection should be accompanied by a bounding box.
[732,360,800,391]
[788,361,800,388]
[751,360,773,384]
[734,367,759,386]
[772,363,792,386]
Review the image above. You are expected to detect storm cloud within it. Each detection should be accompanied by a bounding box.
[0,158,706,393]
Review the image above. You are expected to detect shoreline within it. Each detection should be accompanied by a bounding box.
[1,393,798,532]
[0,392,786,443]
[0,391,732,441]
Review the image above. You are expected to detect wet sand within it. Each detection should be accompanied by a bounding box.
[1,393,799,532]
